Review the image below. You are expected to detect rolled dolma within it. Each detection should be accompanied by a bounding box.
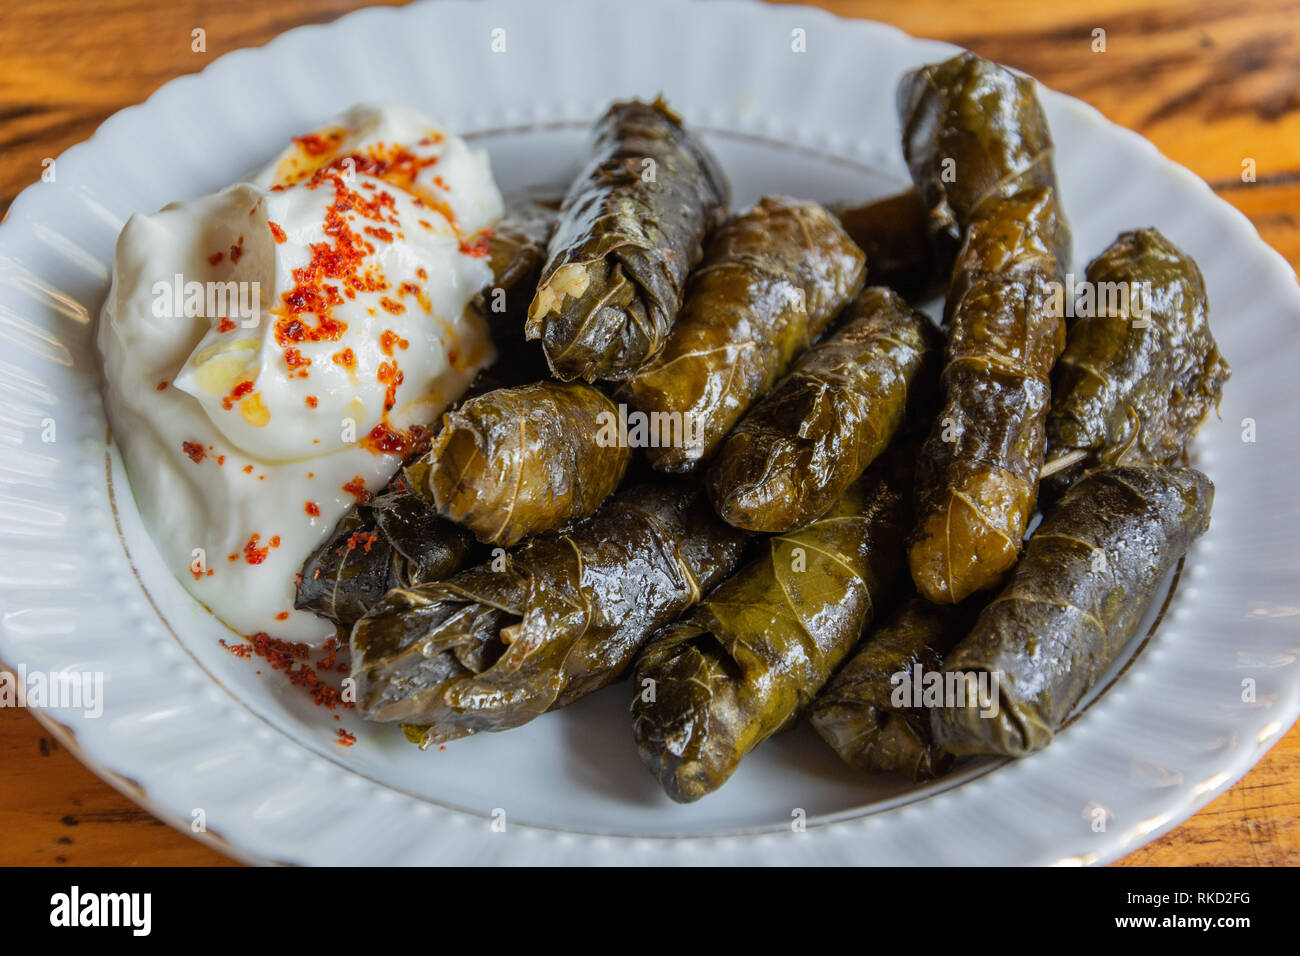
[832,190,942,301]
[706,286,939,532]
[482,196,557,305]
[295,471,475,627]
[810,594,981,780]
[426,381,632,547]
[1042,228,1229,498]
[620,196,867,473]
[898,51,1071,268]
[908,187,1067,604]
[474,195,559,384]
[631,452,909,802]
[527,98,728,382]
[931,464,1214,757]
[351,482,748,743]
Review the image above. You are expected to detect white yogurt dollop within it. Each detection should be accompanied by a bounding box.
[98,104,501,643]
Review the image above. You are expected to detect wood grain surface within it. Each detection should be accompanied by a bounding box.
[0,0,1295,867]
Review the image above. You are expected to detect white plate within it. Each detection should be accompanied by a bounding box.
[1,0,1297,866]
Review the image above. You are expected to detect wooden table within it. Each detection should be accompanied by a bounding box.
[1,0,1296,866]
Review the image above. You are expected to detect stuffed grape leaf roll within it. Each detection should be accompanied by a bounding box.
[350,482,747,744]
[631,451,909,802]
[527,98,729,382]
[832,190,942,301]
[619,195,866,473]
[908,188,1068,604]
[706,286,939,532]
[474,195,559,385]
[898,51,1071,268]
[425,380,632,546]
[931,464,1213,757]
[295,470,475,627]
[809,594,981,780]
[1042,228,1229,499]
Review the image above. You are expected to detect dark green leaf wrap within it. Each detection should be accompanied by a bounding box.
[908,188,1068,604]
[474,195,559,385]
[427,381,632,546]
[631,452,910,802]
[1043,228,1229,499]
[707,286,940,532]
[620,195,867,473]
[295,472,475,627]
[526,98,729,382]
[898,51,1071,268]
[832,190,942,301]
[350,482,748,744]
[810,594,982,780]
[931,464,1214,757]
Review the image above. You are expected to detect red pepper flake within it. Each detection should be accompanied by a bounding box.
[227,553,238,562]
[364,225,394,242]
[416,266,428,281]
[332,348,356,370]
[447,347,460,367]
[274,172,396,352]
[417,219,433,231]
[156,381,168,391]
[305,395,319,408]
[270,535,281,548]
[379,296,405,315]
[208,251,224,266]
[379,330,409,356]
[216,455,226,466]
[284,347,311,375]
[305,143,441,196]
[219,638,253,659]
[317,637,340,671]
[230,235,244,264]
[295,130,344,157]
[459,235,491,258]
[234,631,355,710]
[268,221,287,243]
[274,611,289,621]
[362,422,403,455]
[222,379,255,412]
[342,476,372,503]
[217,317,237,333]
[243,533,270,565]
[305,501,321,517]
[336,728,357,747]
[243,464,254,474]
[182,441,206,464]
[346,530,379,553]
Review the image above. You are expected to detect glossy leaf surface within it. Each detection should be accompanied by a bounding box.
[931,464,1214,756]
[707,286,939,532]
[620,195,866,473]
[631,453,909,802]
[526,98,728,382]
[350,482,748,744]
